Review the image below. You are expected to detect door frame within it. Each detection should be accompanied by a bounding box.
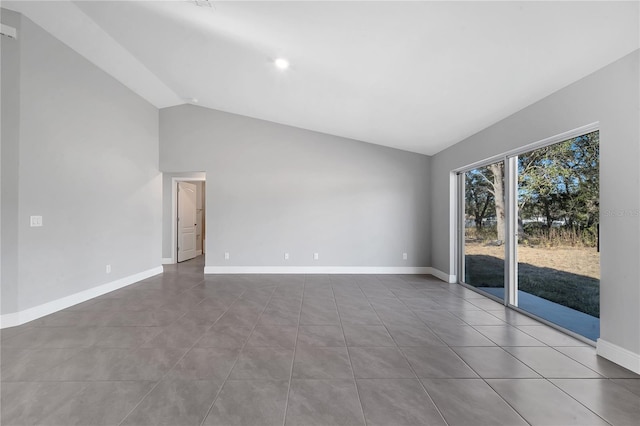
[455,157,509,306]
[453,122,600,340]
[171,176,206,264]
[454,122,599,287]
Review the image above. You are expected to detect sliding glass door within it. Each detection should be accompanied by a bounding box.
[461,160,506,299]
[514,131,600,339]
[459,129,600,340]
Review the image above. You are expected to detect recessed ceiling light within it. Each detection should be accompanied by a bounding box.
[190,98,199,103]
[274,58,290,70]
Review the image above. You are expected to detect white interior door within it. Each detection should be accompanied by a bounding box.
[177,181,197,262]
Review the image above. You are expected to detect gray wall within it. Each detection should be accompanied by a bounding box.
[1,11,162,314]
[160,105,431,268]
[1,9,21,315]
[430,50,640,356]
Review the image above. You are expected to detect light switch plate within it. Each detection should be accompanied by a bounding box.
[30,216,43,227]
[0,24,17,39]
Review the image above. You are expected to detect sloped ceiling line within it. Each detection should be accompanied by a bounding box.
[5,0,639,155]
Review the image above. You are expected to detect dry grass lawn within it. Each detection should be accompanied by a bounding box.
[464,242,600,317]
[465,243,600,280]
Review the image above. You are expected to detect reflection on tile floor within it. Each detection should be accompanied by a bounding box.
[481,287,600,340]
[1,256,638,425]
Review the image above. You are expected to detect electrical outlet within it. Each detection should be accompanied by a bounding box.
[313,253,319,261]
[106,264,111,274]
[284,252,289,260]
[30,216,43,227]
[402,252,408,260]
[224,252,230,260]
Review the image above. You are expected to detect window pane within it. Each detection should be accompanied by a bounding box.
[463,160,506,297]
[515,131,600,340]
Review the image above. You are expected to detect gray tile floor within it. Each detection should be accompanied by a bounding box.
[2,256,639,426]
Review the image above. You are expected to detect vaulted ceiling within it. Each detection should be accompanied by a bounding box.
[6,1,639,155]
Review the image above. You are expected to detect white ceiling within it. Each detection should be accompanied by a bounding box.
[6,1,639,155]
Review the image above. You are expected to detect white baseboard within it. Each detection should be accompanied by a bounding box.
[204,266,433,275]
[0,266,163,329]
[196,250,202,256]
[161,258,174,265]
[597,338,640,374]
[429,267,457,283]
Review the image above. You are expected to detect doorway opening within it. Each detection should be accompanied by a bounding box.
[458,125,600,341]
[169,175,206,264]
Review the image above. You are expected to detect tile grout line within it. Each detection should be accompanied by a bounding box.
[387,275,544,424]
[542,378,614,426]
[281,275,306,426]
[440,301,532,425]
[481,306,613,425]
[2,275,209,407]
[117,277,247,426]
[544,341,608,376]
[437,281,536,425]
[332,280,368,426]
[445,300,534,426]
[198,282,280,426]
[479,379,533,426]
[2,273,210,385]
[28,271,204,424]
[363,279,451,426]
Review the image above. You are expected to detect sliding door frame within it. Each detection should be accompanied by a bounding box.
[456,172,466,289]
[455,122,600,317]
[505,156,519,307]
[456,156,509,305]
